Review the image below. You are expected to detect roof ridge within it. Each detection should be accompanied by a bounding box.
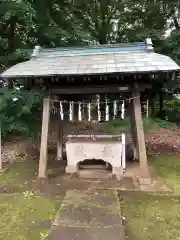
[31,38,154,58]
[40,41,146,52]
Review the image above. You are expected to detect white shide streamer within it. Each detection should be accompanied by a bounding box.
[87,102,91,122]
[113,100,117,120]
[121,100,125,119]
[54,98,126,122]
[69,101,74,122]
[96,95,101,122]
[78,102,82,121]
[60,101,64,120]
[105,97,109,121]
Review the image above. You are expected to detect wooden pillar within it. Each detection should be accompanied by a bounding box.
[129,99,138,160]
[132,84,150,180]
[38,96,51,179]
[57,121,63,160]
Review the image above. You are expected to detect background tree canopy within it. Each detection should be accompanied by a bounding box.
[0,0,179,66]
[0,0,180,138]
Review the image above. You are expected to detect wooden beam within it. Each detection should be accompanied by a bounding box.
[132,84,150,181]
[38,97,51,178]
[51,85,129,95]
[50,84,151,95]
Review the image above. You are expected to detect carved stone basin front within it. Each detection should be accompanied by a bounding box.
[65,135,124,179]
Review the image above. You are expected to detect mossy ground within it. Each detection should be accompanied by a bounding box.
[120,155,180,240]
[0,160,60,240]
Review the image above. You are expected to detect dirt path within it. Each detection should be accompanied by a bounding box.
[48,188,125,240]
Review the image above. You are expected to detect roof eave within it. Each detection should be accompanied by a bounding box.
[1,69,179,79]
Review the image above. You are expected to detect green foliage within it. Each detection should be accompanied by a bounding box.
[0,88,43,139]
[103,117,176,133]
[103,118,131,133]
[162,99,180,123]
[164,99,180,112]
[143,117,175,130]
[0,0,177,52]
[0,0,179,71]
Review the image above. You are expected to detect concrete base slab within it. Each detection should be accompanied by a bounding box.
[88,177,139,191]
[113,167,123,180]
[139,177,152,185]
[140,179,171,192]
[66,165,77,174]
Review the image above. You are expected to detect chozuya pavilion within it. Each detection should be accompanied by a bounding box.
[1,38,179,184]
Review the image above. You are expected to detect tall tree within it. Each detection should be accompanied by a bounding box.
[71,0,124,44]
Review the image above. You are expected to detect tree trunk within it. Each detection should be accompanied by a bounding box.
[7,16,17,53]
[159,89,164,117]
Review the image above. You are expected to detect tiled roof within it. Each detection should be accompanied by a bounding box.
[1,39,179,78]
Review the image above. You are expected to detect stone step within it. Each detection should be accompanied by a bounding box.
[77,169,113,179]
[79,164,107,170]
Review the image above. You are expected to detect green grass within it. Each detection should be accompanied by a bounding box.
[121,193,180,240]
[152,155,180,195]
[0,193,59,240]
[0,161,60,240]
[121,155,180,240]
[0,161,38,186]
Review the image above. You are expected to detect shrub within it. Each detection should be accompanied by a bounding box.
[0,88,43,140]
[162,99,180,123]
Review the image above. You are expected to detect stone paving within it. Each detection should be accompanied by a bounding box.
[48,189,125,240]
[47,162,170,239]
